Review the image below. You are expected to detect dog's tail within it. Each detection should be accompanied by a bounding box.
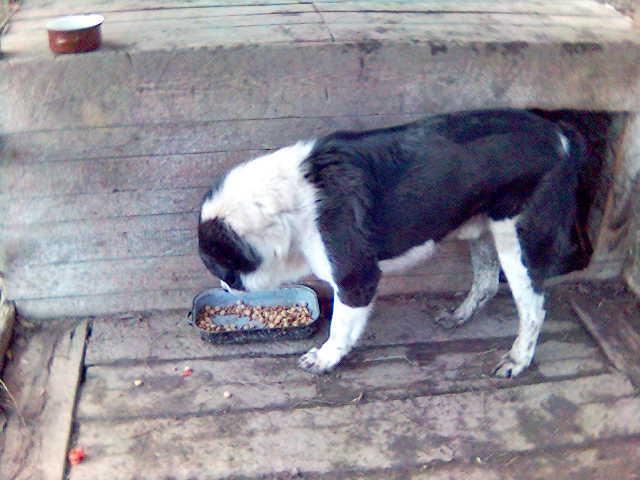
[518,122,587,283]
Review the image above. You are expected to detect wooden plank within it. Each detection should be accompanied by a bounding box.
[1,202,465,263]
[11,264,472,318]
[624,216,640,297]
[0,114,420,164]
[2,188,205,225]
[8,241,470,298]
[0,298,15,370]
[0,320,89,480]
[402,437,640,479]
[14,0,308,20]
[1,213,196,266]
[571,294,640,387]
[3,42,640,134]
[11,9,632,36]
[10,254,212,299]
[14,0,623,19]
[84,292,582,364]
[621,114,640,297]
[314,0,624,16]
[9,7,321,34]
[38,321,89,479]
[68,374,637,479]
[588,114,640,278]
[1,21,332,57]
[77,332,606,420]
[326,22,636,44]
[320,12,633,29]
[16,289,197,321]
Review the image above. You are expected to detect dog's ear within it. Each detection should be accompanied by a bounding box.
[198,218,261,272]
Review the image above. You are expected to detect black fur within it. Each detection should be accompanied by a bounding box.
[303,109,584,305]
[198,218,261,290]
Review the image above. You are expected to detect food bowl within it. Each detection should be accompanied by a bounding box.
[46,14,104,54]
[188,285,321,344]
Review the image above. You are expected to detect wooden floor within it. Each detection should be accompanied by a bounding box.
[1,281,640,479]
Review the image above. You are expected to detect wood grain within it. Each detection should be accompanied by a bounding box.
[78,333,605,420]
[68,374,637,479]
[571,294,640,387]
[0,320,88,480]
[84,292,581,364]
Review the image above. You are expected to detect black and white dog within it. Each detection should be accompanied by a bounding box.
[198,110,585,378]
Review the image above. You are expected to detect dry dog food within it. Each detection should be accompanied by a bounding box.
[195,302,313,332]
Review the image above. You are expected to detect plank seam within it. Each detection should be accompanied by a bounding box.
[84,328,589,367]
[74,370,618,423]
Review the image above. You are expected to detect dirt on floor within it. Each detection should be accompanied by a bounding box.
[1,280,639,479]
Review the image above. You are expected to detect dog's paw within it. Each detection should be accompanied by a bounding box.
[493,353,528,378]
[434,309,467,330]
[298,346,341,374]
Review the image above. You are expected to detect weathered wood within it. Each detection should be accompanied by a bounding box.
[84,292,581,365]
[0,300,15,371]
[2,188,204,225]
[7,242,470,297]
[624,214,640,297]
[571,294,640,387]
[5,226,473,316]
[11,3,317,32]
[2,21,331,57]
[0,114,419,164]
[12,9,632,36]
[391,438,640,479]
[0,320,88,480]
[2,208,465,264]
[320,11,633,29]
[13,0,307,20]
[3,42,640,134]
[588,114,640,279]
[77,332,605,420]
[14,0,626,20]
[314,0,624,16]
[68,374,637,479]
[620,115,640,297]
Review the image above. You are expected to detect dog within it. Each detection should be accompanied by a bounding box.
[198,109,585,378]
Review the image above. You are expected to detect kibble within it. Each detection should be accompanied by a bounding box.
[195,302,313,333]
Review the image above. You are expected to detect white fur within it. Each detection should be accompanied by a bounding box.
[558,132,570,156]
[299,301,372,373]
[451,215,487,241]
[294,197,374,373]
[490,217,546,377]
[379,240,436,274]
[436,232,500,328]
[202,141,318,291]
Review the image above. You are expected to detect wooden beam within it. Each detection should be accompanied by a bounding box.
[0,320,89,480]
[571,292,640,387]
[587,114,640,281]
[621,115,640,297]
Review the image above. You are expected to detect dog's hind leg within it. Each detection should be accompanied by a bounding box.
[435,232,500,329]
[489,217,546,378]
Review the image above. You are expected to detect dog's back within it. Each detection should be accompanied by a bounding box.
[303,109,585,274]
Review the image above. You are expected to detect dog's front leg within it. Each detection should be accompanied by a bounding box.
[299,297,372,374]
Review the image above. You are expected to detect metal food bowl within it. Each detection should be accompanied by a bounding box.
[188,285,321,344]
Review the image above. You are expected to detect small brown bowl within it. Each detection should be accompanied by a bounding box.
[46,14,104,54]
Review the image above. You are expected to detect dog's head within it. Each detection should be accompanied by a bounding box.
[198,142,316,292]
[198,214,261,291]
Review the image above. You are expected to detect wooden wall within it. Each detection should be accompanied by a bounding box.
[0,113,476,318]
[2,1,639,317]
